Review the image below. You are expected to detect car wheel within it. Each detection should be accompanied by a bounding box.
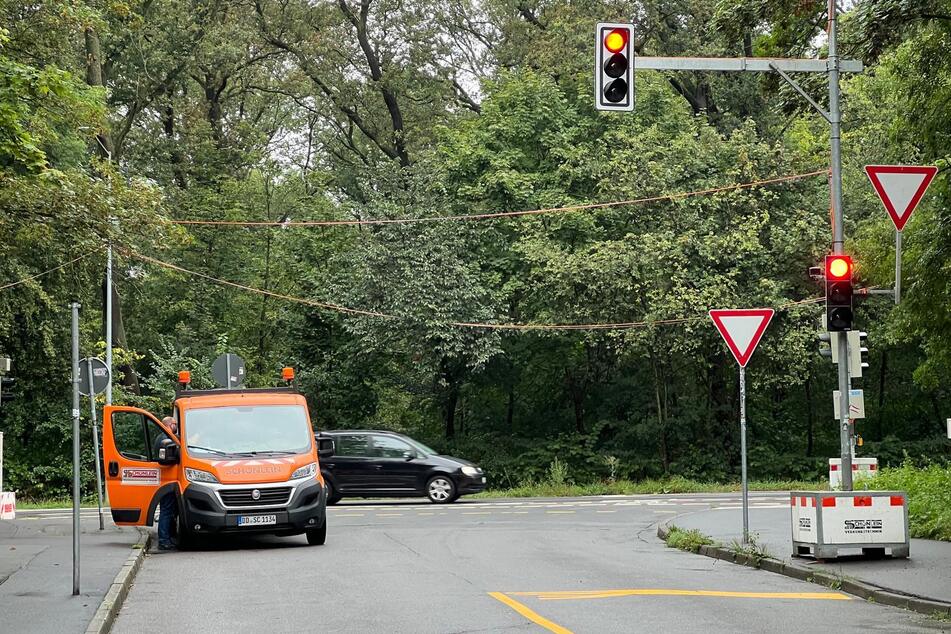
[427,475,456,504]
[325,479,342,506]
[306,518,327,545]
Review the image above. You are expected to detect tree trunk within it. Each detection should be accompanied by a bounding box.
[649,352,669,473]
[804,376,814,457]
[506,386,515,433]
[84,27,114,159]
[102,281,140,395]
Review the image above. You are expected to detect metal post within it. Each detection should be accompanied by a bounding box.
[70,303,81,595]
[0,431,4,493]
[895,230,902,304]
[105,246,112,405]
[226,354,232,389]
[827,0,854,491]
[739,366,749,545]
[86,360,104,531]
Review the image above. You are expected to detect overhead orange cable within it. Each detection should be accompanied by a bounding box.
[170,170,829,227]
[126,251,823,332]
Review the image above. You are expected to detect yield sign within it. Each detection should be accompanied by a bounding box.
[709,309,775,368]
[865,165,938,231]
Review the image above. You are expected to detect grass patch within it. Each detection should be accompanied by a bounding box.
[727,533,773,565]
[473,477,824,499]
[665,525,715,553]
[15,498,98,510]
[863,462,951,541]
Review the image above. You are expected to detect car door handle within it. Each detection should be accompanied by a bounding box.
[374,465,383,470]
[108,461,119,477]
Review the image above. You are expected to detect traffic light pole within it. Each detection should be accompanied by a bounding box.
[633,1,859,490]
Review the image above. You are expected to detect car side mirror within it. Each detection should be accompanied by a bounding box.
[157,438,180,466]
[317,438,335,459]
[402,449,416,461]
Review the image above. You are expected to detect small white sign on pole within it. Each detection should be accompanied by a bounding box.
[833,389,865,420]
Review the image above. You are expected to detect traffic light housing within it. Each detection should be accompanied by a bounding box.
[595,23,634,111]
[825,254,853,331]
[848,331,869,378]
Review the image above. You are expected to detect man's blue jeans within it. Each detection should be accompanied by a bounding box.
[158,493,177,547]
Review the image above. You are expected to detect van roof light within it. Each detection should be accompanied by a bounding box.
[178,370,191,386]
[282,367,295,382]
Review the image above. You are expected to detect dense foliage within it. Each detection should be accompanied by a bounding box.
[1,0,950,498]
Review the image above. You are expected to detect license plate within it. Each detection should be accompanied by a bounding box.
[481,477,486,483]
[237,514,277,527]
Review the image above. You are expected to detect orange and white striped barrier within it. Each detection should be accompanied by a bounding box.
[828,457,878,489]
[791,491,908,560]
[0,491,15,520]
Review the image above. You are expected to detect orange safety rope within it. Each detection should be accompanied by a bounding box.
[170,170,829,228]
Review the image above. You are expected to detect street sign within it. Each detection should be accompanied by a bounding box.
[78,357,110,396]
[212,353,246,388]
[833,389,866,420]
[865,165,938,231]
[709,309,775,368]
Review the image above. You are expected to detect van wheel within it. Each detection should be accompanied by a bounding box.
[427,475,456,504]
[306,519,327,545]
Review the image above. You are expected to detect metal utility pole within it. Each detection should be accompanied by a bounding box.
[85,358,105,530]
[739,366,749,544]
[632,1,861,491]
[70,302,81,596]
[105,247,112,406]
[827,0,854,491]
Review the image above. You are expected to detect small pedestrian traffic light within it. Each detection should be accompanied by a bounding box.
[825,254,853,332]
[595,23,634,111]
[848,331,869,378]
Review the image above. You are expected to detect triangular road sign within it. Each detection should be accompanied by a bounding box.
[709,309,775,368]
[865,165,938,231]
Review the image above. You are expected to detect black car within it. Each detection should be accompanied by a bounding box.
[316,430,486,504]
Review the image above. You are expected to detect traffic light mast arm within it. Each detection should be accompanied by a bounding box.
[633,57,863,73]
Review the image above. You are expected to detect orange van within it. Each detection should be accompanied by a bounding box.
[102,379,331,546]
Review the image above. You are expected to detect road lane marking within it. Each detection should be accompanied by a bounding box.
[501,511,529,514]
[376,513,404,517]
[333,513,366,517]
[545,510,576,514]
[511,589,851,601]
[417,512,435,516]
[488,592,574,634]
[462,512,492,515]
[653,510,677,514]
[595,510,617,513]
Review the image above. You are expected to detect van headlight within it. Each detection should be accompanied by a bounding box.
[461,466,480,476]
[185,468,219,483]
[290,462,318,480]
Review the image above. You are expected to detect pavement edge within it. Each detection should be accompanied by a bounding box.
[84,529,151,634]
[656,522,951,619]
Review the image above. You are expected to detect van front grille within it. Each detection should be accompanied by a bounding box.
[219,487,291,507]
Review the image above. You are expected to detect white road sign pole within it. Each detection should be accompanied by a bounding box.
[739,365,748,545]
[70,302,81,596]
[895,229,902,305]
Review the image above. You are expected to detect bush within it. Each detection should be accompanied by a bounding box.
[864,462,951,541]
[665,526,715,553]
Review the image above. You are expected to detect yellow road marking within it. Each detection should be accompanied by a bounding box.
[488,592,574,634]
[545,510,576,514]
[511,589,851,601]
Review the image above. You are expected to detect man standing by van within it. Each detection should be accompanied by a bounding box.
[155,416,179,551]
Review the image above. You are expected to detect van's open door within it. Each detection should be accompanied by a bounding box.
[102,406,180,526]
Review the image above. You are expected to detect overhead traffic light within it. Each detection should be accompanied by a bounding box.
[825,254,853,332]
[595,23,634,111]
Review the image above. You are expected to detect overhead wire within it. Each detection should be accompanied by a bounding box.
[0,250,102,292]
[126,250,824,332]
[169,169,829,227]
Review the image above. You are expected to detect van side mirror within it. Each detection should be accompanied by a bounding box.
[157,438,180,465]
[317,437,335,459]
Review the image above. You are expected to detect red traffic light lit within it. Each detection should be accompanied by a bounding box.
[825,255,852,281]
[604,28,628,53]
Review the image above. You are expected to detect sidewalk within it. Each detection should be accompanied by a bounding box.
[0,509,143,633]
[671,505,951,605]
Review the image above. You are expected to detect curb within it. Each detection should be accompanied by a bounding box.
[657,523,951,619]
[85,530,151,634]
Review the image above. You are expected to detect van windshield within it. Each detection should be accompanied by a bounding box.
[184,405,312,457]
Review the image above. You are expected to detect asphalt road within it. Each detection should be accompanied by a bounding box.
[111,493,944,633]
